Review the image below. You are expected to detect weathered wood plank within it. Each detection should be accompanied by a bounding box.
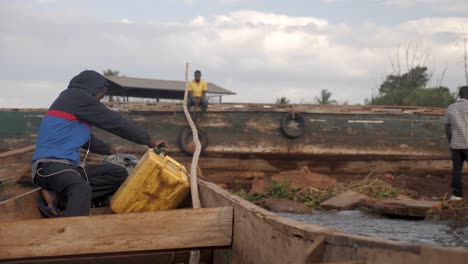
[1,250,213,264]
[306,235,326,263]
[0,207,232,261]
[0,188,42,221]
[198,180,336,264]
[0,146,35,158]
[320,260,366,264]
[198,180,468,264]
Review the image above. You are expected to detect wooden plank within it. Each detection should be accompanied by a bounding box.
[0,189,110,221]
[306,235,326,263]
[1,250,213,264]
[0,189,42,221]
[0,207,232,261]
[318,262,365,264]
[198,180,335,264]
[0,146,35,158]
[198,180,468,264]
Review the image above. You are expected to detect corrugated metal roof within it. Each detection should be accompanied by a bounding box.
[105,76,235,95]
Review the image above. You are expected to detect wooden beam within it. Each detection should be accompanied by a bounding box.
[320,260,366,264]
[306,235,327,263]
[0,189,42,221]
[1,250,214,264]
[0,207,232,261]
[0,146,35,158]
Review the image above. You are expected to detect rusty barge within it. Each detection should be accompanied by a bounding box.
[0,103,450,173]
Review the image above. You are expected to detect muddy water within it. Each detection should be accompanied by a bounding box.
[279,210,468,247]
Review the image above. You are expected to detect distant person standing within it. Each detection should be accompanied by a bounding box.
[445,85,468,201]
[188,70,208,112]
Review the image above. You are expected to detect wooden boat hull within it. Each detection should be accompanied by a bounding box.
[198,180,468,264]
[1,180,467,264]
[0,188,232,264]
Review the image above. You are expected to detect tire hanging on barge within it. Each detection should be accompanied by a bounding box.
[281,112,306,138]
[177,126,208,155]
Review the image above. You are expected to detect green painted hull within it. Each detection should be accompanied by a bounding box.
[0,103,448,159]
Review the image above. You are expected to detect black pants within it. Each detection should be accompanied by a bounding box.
[451,148,466,197]
[188,97,208,112]
[34,162,128,217]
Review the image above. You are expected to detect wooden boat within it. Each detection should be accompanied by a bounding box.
[1,103,466,263]
[0,146,35,199]
[1,178,468,264]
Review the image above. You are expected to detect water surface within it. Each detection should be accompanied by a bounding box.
[279,210,468,247]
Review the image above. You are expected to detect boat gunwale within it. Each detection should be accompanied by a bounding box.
[197,179,468,263]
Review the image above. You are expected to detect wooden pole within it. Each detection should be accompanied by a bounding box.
[182,62,202,264]
[0,145,35,158]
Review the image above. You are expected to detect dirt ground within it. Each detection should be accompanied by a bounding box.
[330,172,468,199]
[2,168,468,203]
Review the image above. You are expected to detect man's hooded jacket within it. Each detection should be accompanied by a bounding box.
[32,70,151,166]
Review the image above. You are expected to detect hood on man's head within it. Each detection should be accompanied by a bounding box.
[68,70,108,95]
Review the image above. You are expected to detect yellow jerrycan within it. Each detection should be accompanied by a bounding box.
[110,148,190,213]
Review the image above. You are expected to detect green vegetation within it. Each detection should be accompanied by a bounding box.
[369,66,456,107]
[102,69,120,77]
[233,172,412,209]
[315,89,337,105]
[275,97,291,104]
[234,180,334,209]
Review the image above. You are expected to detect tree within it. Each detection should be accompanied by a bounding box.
[315,89,337,105]
[102,69,120,77]
[368,43,457,107]
[370,66,456,107]
[276,97,290,104]
[379,66,429,95]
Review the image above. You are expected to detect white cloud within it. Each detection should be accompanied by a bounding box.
[218,0,245,3]
[183,0,193,6]
[36,0,58,3]
[323,0,468,12]
[214,10,328,28]
[0,4,467,107]
[119,18,133,24]
[0,80,65,108]
[190,16,205,26]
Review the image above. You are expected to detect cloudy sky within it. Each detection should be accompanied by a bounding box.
[1,0,467,107]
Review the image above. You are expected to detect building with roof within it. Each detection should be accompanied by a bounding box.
[105,76,235,103]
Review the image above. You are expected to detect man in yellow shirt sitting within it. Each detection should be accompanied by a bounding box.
[188,70,208,112]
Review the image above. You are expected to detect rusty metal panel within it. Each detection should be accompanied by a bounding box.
[0,106,449,158]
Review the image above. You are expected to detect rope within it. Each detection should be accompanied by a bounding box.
[182,62,202,264]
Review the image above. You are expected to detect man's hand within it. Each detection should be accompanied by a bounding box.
[150,139,168,149]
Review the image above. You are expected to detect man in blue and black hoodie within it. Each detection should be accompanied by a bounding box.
[32,70,166,217]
